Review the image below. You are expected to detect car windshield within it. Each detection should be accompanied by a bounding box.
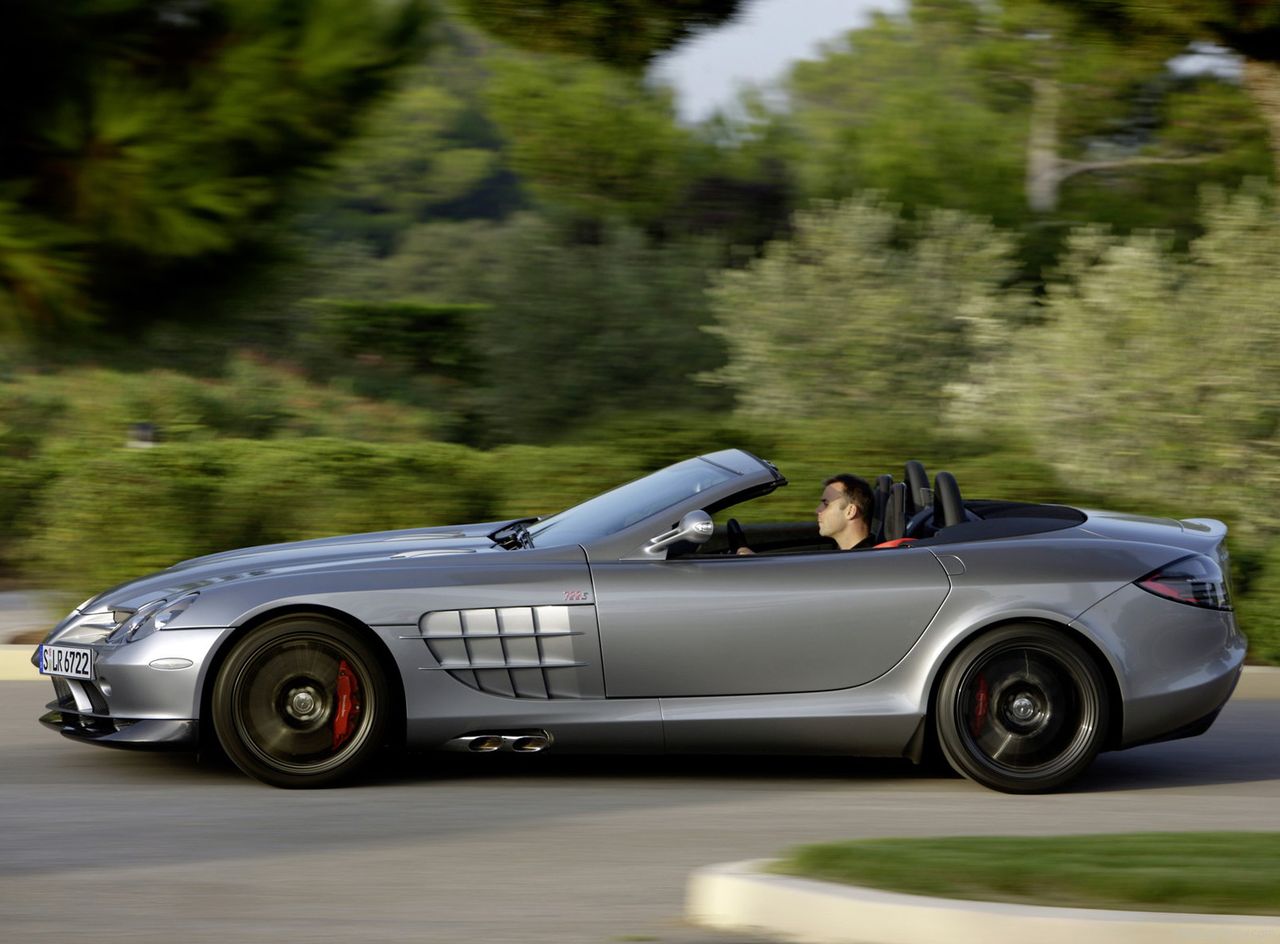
[529,457,740,547]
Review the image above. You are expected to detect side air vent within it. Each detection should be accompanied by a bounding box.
[414,605,601,699]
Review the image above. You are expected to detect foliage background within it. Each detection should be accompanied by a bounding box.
[1,0,1277,661]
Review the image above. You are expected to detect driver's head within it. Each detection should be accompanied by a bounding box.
[817,474,873,540]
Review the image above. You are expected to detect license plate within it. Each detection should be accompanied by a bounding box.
[39,645,94,680]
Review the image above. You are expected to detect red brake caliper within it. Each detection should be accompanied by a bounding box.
[969,675,990,737]
[333,660,362,750]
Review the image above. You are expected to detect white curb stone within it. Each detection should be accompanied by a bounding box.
[687,859,1280,944]
[0,645,40,681]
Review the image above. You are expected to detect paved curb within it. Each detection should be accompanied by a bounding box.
[1234,665,1280,699]
[1,645,40,681]
[687,859,1280,944]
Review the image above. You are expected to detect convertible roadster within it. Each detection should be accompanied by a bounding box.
[35,449,1244,792]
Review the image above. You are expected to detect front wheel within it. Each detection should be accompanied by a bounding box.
[212,616,389,788]
[935,625,1109,793]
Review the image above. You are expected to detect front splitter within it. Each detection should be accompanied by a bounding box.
[40,709,197,751]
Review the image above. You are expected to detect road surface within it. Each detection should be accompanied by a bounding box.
[2,680,1277,944]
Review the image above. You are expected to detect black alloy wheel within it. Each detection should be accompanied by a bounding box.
[212,616,389,788]
[935,624,1109,793]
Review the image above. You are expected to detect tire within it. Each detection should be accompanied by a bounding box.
[935,624,1109,794]
[212,616,389,788]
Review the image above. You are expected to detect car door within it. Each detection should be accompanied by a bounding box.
[589,547,951,697]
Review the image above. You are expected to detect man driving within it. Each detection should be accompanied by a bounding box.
[737,473,876,554]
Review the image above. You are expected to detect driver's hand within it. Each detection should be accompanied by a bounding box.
[736,546,755,556]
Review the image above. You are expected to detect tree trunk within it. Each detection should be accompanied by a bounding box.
[1025,72,1214,214]
[1026,76,1062,213]
[1241,57,1280,184]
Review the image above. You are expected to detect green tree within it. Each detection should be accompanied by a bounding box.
[1063,1,1280,180]
[770,0,1268,262]
[951,182,1280,543]
[485,55,700,225]
[317,213,727,442]
[455,0,742,70]
[467,215,728,442]
[303,14,525,255]
[950,181,1280,658]
[467,1,791,242]
[704,196,1022,424]
[781,6,1026,225]
[313,79,504,252]
[378,219,514,302]
[0,0,426,336]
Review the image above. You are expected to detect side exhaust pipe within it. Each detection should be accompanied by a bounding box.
[444,731,553,753]
[507,734,550,753]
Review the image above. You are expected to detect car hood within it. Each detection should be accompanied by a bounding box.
[172,521,505,569]
[83,520,521,611]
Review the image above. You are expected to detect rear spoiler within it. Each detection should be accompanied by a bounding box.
[1181,519,1232,593]
[1180,518,1228,541]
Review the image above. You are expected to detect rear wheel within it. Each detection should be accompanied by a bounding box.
[935,625,1108,793]
[212,616,389,788]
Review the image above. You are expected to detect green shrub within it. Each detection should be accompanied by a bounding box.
[465,217,729,443]
[705,198,1022,426]
[20,439,485,591]
[1236,541,1280,664]
[7,415,1278,666]
[481,444,648,520]
[955,184,1280,547]
[22,446,231,589]
[0,454,55,565]
[557,410,777,469]
[0,357,440,455]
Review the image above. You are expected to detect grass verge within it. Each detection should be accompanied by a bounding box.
[772,833,1280,916]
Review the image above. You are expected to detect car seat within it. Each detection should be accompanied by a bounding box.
[933,471,965,528]
[904,460,930,516]
[871,474,893,543]
[884,482,907,540]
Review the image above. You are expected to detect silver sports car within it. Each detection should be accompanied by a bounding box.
[34,449,1244,792]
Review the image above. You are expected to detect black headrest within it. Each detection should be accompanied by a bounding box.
[883,482,907,542]
[904,460,929,515]
[933,471,964,528]
[871,474,892,542]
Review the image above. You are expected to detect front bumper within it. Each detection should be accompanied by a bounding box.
[39,705,197,750]
[34,627,229,751]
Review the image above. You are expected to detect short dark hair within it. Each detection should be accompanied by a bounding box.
[823,473,873,524]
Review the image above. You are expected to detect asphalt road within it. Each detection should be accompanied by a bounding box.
[2,681,1278,944]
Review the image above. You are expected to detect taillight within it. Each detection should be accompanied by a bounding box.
[1136,554,1231,610]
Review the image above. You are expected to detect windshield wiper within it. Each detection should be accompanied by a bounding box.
[488,517,539,550]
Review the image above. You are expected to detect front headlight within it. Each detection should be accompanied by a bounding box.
[107,593,199,644]
[53,608,118,645]
[148,593,199,633]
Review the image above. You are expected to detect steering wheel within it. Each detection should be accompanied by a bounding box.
[726,518,747,554]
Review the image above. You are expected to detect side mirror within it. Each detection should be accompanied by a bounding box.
[643,510,714,557]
